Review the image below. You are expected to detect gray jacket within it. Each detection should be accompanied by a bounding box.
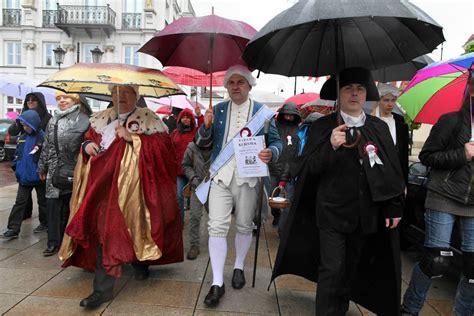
[182,142,212,190]
[38,105,90,198]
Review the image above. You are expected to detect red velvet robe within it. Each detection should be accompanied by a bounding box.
[63,127,183,277]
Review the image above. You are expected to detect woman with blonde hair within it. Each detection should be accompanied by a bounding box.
[38,92,90,256]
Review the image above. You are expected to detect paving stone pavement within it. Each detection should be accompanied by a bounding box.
[0,183,458,315]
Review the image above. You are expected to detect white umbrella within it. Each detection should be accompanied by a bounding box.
[0,74,57,105]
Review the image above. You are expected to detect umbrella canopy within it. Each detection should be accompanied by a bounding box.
[156,105,172,115]
[139,14,256,109]
[300,99,336,118]
[284,92,320,107]
[242,0,444,77]
[398,53,474,124]
[148,94,206,111]
[0,74,57,104]
[38,63,184,99]
[5,111,19,120]
[139,14,257,74]
[371,55,434,82]
[162,66,225,87]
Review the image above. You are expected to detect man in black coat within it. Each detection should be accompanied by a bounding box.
[273,67,405,315]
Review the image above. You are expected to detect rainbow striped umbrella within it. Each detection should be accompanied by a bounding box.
[398,53,474,124]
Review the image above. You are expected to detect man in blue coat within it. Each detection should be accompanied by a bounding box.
[196,65,282,307]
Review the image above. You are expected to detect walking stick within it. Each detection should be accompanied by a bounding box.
[252,120,270,288]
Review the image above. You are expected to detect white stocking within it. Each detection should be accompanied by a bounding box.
[234,232,252,270]
[209,236,227,286]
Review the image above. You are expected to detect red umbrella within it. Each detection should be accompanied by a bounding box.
[284,92,320,107]
[162,66,225,87]
[156,105,172,115]
[139,13,257,108]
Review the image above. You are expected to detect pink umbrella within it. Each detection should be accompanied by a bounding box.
[163,66,225,87]
[284,92,320,108]
[147,95,205,112]
[5,111,19,120]
[139,13,257,108]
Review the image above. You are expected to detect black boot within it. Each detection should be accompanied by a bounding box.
[132,264,150,281]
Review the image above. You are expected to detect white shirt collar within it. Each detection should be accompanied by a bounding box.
[340,110,366,127]
[231,98,250,109]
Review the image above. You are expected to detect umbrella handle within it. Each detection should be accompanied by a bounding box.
[336,111,361,148]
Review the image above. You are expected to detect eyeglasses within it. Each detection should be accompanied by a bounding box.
[26,99,38,102]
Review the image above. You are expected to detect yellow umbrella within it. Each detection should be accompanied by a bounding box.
[38,63,184,98]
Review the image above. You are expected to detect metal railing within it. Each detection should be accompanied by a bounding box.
[42,10,57,28]
[56,4,116,26]
[2,9,21,27]
[173,0,181,12]
[122,12,141,29]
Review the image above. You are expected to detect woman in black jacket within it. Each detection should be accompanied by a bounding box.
[401,80,474,316]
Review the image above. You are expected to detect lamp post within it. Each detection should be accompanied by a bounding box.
[90,46,104,63]
[53,45,66,69]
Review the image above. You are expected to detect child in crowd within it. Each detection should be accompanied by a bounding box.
[2,110,46,239]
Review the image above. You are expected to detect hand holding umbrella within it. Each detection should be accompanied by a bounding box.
[204,108,214,129]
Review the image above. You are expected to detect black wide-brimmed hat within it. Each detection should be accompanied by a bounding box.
[320,67,379,101]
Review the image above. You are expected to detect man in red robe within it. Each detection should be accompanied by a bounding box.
[58,85,183,309]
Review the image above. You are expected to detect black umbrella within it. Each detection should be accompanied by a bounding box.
[242,0,444,77]
[371,54,434,82]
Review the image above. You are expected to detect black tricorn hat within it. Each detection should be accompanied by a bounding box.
[320,67,379,101]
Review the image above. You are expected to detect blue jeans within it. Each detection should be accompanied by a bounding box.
[177,175,187,223]
[403,209,474,315]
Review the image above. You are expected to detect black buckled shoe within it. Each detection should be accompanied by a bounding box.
[401,305,419,316]
[43,246,58,257]
[232,269,246,289]
[2,230,19,240]
[204,284,225,307]
[79,292,112,308]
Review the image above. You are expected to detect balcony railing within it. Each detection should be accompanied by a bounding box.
[122,12,141,29]
[42,10,57,28]
[2,9,21,27]
[55,4,116,37]
[56,5,116,27]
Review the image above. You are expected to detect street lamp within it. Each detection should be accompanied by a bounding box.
[53,45,66,69]
[90,46,104,63]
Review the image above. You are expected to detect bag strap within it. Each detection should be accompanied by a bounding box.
[53,120,61,160]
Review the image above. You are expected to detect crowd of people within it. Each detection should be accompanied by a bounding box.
[0,64,473,315]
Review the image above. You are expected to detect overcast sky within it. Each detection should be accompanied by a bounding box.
[191,0,474,97]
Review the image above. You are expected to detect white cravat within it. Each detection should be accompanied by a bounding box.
[340,110,366,128]
[100,120,119,151]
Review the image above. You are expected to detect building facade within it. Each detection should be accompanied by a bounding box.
[0,0,195,115]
